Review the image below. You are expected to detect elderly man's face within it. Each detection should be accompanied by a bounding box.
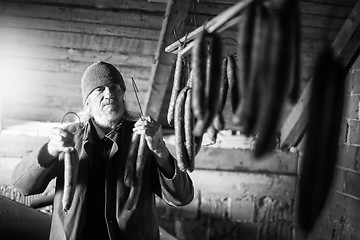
[87,83,125,126]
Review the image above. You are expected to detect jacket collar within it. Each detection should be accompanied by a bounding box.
[82,119,95,145]
[81,118,130,159]
[86,118,125,140]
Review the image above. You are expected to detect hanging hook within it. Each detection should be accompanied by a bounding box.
[173,0,199,51]
[61,111,81,134]
[173,29,183,46]
[203,19,209,32]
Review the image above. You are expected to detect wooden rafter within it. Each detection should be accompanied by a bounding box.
[143,0,192,120]
[280,0,360,149]
[165,0,253,55]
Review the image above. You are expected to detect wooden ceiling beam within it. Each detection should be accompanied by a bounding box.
[165,0,253,55]
[144,0,192,120]
[0,0,166,13]
[280,0,360,149]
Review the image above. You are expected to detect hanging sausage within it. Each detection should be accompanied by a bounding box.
[297,47,346,233]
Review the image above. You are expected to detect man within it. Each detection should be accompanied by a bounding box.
[11,61,194,240]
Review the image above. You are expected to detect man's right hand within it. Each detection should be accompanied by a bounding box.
[47,127,75,158]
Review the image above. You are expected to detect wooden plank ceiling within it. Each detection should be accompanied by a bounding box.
[0,0,359,142]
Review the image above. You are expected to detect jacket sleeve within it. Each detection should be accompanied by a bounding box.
[156,153,194,207]
[11,143,58,196]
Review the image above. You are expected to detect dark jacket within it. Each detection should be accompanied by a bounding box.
[11,119,194,240]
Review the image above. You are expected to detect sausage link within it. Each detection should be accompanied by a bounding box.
[254,1,296,157]
[175,86,191,171]
[227,54,240,113]
[236,2,266,136]
[233,1,256,126]
[193,32,223,136]
[297,47,346,233]
[62,148,79,212]
[125,134,148,210]
[167,45,186,126]
[207,124,219,145]
[184,88,195,172]
[124,133,141,188]
[214,57,229,131]
[192,31,208,120]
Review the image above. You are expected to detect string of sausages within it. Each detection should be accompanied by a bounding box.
[169,44,204,172]
[233,0,301,157]
[163,0,303,173]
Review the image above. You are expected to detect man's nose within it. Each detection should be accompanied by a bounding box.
[103,87,114,97]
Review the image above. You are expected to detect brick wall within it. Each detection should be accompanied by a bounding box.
[302,56,360,240]
[157,137,299,240]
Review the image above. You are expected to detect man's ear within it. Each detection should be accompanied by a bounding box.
[85,98,90,107]
[85,100,92,114]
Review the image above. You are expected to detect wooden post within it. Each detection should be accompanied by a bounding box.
[143,0,192,120]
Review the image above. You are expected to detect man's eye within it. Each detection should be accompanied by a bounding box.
[110,85,121,92]
[95,87,104,93]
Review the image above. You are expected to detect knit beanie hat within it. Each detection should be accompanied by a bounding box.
[81,61,126,104]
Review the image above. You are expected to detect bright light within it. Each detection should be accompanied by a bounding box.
[0,33,39,120]
[0,55,34,105]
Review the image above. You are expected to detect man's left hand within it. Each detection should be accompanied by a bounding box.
[133,116,174,178]
[133,116,166,153]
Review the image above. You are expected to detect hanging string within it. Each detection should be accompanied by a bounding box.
[173,29,184,46]
[192,0,198,29]
[173,0,199,48]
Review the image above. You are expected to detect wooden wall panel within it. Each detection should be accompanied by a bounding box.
[0,43,154,67]
[2,103,143,122]
[0,58,152,80]
[0,1,161,122]
[2,0,166,12]
[187,12,346,31]
[0,69,150,92]
[202,0,356,8]
[0,28,158,56]
[194,1,352,18]
[0,16,161,41]
[166,142,299,175]
[0,2,163,29]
